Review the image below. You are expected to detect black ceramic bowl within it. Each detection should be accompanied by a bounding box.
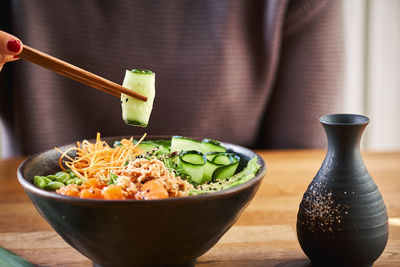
[17,136,266,267]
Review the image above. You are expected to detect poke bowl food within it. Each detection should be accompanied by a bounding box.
[17,135,266,267]
[32,133,261,200]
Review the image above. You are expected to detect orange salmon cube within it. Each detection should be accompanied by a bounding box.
[136,180,169,200]
[103,185,125,200]
[57,184,80,197]
[82,178,105,189]
[80,188,103,199]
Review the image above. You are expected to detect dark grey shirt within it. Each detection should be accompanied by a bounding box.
[0,0,343,156]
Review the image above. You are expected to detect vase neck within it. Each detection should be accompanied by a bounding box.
[319,114,369,172]
[324,124,366,160]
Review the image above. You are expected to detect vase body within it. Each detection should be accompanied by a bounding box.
[297,114,388,267]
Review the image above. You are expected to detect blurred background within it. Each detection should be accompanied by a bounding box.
[0,0,399,156]
[343,0,400,151]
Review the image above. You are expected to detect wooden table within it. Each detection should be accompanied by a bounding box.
[0,150,399,266]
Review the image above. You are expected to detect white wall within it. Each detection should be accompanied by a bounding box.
[343,0,400,151]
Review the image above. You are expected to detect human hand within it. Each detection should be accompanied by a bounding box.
[0,30,22,72]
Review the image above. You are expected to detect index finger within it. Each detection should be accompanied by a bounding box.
[0,30,22,55]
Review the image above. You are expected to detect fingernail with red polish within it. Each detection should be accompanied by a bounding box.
[7,39,21,53]
[13,55,20,59]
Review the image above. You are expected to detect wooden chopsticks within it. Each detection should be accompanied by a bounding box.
[18,45,147,101]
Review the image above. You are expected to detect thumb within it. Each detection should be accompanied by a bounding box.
[0,30,22,55]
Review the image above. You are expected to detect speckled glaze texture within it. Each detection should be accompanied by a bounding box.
[297,114,388,267]
[17,136,266,267]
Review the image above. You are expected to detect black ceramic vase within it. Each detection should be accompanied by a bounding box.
[297,114,388,267]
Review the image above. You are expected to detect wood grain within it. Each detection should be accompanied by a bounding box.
[0,150,399,266]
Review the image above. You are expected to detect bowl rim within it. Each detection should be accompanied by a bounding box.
[17,135,267,203]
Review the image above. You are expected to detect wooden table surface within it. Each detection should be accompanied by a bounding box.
[0,150,399,267]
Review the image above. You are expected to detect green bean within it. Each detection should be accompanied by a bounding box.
[74,178,83,185]
[47,175,58,181]
[65,178,83,185]
[33,176,46,189]
[66,179,76,185]
[56,173,70,184]
[45,181,65,191]
[69,171,77,178]
[42,176,53,184]
[55,171,66,178]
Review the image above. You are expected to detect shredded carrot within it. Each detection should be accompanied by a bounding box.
[56,133,145,181]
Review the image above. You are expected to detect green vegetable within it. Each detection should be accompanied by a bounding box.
[190,156,261,195]
[200,139,226,153]
[56,172,70,184]
[107,173,118,185]
[205,152,220,161]
[0,247,33,267]
[131,69,153,74]
[212,153,232,165]
[212,160,240,180]
[171,136,227,154]
[212,153,240,180]
[171,136,201,152]
[203,152,240,182]
[42,176,53,184]
[171,137,238,183]
[66,177,83,185]
[47,175,58,181]
[121,69,155,127]
[178,150,206,183]
[137,142,159,152]
[45,181,65,191]
[55,171,66,178]
[33,176,46,189]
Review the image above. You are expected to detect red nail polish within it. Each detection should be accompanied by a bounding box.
[7,39,21,53]
[13,55,20,59]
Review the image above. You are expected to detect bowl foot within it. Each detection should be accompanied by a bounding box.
[92,260,196,267]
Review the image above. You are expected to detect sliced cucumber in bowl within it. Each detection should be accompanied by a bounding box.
[178,150,206,184]
[200,139,226,154]
[161,136,242,184]
[212,154,240,180]
[171,136,201,152]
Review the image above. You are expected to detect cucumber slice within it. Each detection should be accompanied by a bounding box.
[179,150,206,183]
[230,153,240,163]
[200,139,226,153]
[210,153,240,180]
[137,140,171,153]
[190,157,261,195]
[212,153,233,165]
[181,153,204,164]
[203,152,240,182]
[212,161,240,180]
[171,136,201,152]
[121,69,155,127]
[205,152,220,161]
[137,142,159,152]
[203,160,222,183]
